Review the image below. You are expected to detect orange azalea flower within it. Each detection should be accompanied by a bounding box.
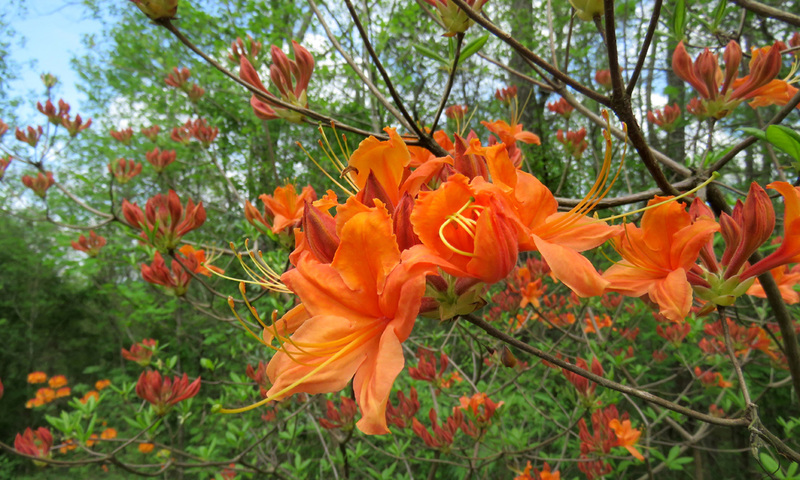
[348,127,410,208]
[81,390,99,404]
[138,442,155,454]
[100,428,117,440]
[95,379,112,391]
[746,264,800,304]
[743,182,800,278]
[235,205,438,435]
[467,140,620,297]
[744,79,799,109]
[55,387,71,398]
[603,197,720,322]
[608,418,645,461]
[48,375,68,389]
[481,120,541,148]
[245,183,317,235]
[178,245,224,276]
[27,372,47,384]
[410,174,519,284]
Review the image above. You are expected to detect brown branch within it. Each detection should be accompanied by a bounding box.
[602,0,679,196]
[708,88,800,173]
[462,314,749,427]
[447,0,612,106]
[731,0,800,27]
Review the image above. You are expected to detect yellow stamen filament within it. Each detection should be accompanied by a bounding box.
[219,320,385,414]
[439,199,482,257]
[546,110,626,237]
[600,172,720,224]
[296,141,355,197]
[216,241,290,293]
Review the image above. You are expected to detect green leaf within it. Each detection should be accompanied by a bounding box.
[413,44,448,64]
[711,1,726,29]
[760,451,780,474]
[200,357,215,370]
[766,125,800,162]
[741,127,768,142]
[458,35,489,63]
[672,0,687,40]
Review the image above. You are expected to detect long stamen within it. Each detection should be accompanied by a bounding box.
[600,173,720,224]
[296,141,355,196]
[438,199,479,257]
[218,325,382,414]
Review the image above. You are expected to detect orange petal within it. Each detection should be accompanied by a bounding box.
[648,268,692,322]
[265,315,369,397]
[353,326,405,434]
[332,203,400,297]
[533,235,608,297]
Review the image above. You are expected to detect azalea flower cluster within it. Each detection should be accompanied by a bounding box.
[221,61,800,438]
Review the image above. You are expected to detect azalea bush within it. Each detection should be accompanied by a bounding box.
[1,0,800,478]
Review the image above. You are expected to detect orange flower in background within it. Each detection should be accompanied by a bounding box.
[55,387,71,398]
[245,183,316,235]
[27,372,47,384]
[100,428,117,440]
[603,197,720,322]
[95,379,112,391]
[608,418,645,461]
[746,264,800,304]
[48,375,68,389]
[178,245,224,276]
[138,442,155,454]
[238,206,438,435]
[135,370,201,416]
[481,120,541,148]
[71,230,107,257]
[81,390,99,404]
[122,338,158,366]
[515,461,561,480]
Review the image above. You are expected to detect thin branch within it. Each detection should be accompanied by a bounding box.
[447,0,612,106]
[430,33,464,133]
[708,88,800,173]
[462,314,749,427]
[731,0,800,27]
[307,0,413,131]
[601,0,679,196]
[626,0,662,96]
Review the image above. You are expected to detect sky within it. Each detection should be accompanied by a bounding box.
[7,2,105,122]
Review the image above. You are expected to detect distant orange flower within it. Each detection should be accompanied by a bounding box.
[48,375,68,389]
[245,183,317,235]
[178,245,224,277]
[81,390,99,404]
[35,387,56,404]
[481,119,541,147]
[55,387,71,398]
[86,434,99,447]
[746,264,800,304]
[138,442,155,454]
[95,379,112,391]
[27,372,47,384]
[100,428,117,440]
[608,418,645,461]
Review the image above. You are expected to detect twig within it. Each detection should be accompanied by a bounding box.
[430,33,464,133]
[626,0,662,96]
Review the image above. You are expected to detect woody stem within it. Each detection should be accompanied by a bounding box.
[717,308,752,406]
